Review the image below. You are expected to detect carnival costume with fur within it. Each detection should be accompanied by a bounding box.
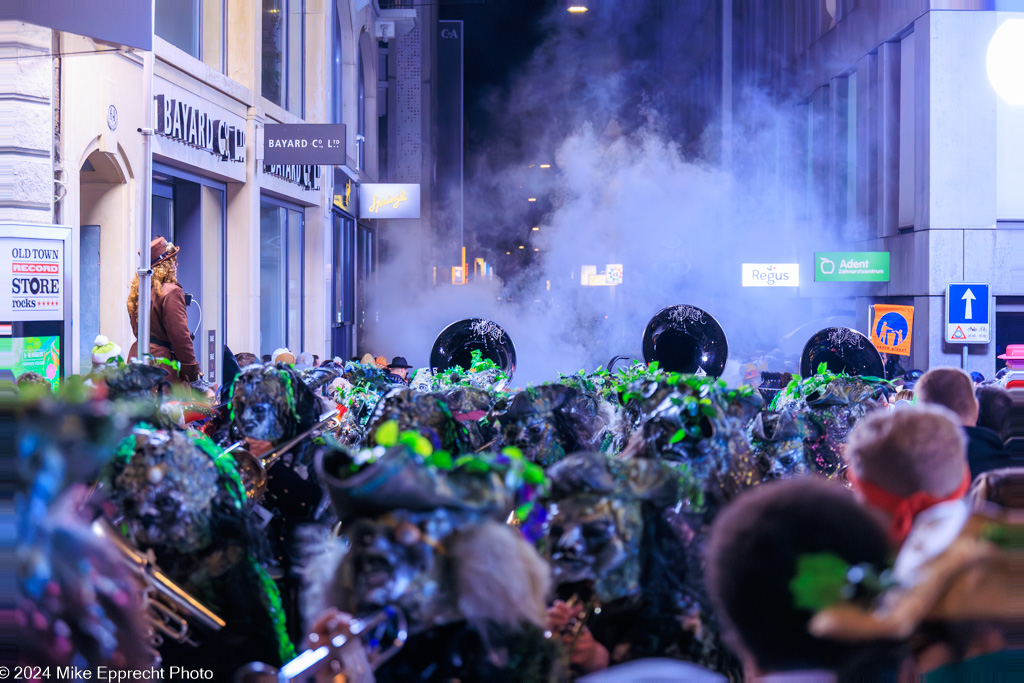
[307,431,559,682]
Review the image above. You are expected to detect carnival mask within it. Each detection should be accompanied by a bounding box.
[546,495,642,603]
[230,365,320,444]
[334,510,456,628]
[108,429,220,554]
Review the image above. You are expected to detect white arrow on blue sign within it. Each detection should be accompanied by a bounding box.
[945,282,990,344]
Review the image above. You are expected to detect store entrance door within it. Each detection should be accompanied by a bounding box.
[332,211,355,359]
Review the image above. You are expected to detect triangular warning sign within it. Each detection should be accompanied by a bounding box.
[953,326,967,340]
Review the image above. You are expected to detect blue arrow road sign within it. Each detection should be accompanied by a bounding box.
[945,282,990,344]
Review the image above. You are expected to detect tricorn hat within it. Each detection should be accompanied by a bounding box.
[148,236,179,266]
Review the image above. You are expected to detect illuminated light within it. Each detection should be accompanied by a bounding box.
[518,245,525,249]
[567,5,588,13]
[528,164,535,168]
[539,164,552,168]
[987,19,1024,105]
[527,197,537,202]
[505,251,511,255]
[532,226,539,231]
[546,280,551,291]
[534,248,540,251]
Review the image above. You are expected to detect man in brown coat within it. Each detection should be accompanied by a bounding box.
[127,237,200,383]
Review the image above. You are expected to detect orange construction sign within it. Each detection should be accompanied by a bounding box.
[871,304,914,356]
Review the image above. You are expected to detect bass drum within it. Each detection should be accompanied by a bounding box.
[430,318,517,383]
[641,305,729,377]
[800,327,885,378]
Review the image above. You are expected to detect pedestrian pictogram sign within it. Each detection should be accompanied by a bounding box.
[945,283,990,344]
[870,304,914,356]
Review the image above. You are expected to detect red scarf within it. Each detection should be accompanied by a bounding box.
[848,466,972,545]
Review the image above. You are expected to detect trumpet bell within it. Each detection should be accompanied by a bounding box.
[429,318,517,385]
[231,448,268,501]
[641,305,729,377]
[800,327,885,378]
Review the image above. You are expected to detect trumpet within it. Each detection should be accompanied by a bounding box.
[235,606,408,683]
[92,518,225,647]
[231,409,339,502]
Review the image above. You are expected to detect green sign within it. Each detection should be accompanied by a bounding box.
[814,252,890,282]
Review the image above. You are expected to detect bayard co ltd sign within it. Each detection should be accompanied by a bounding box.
[154,94,246,162]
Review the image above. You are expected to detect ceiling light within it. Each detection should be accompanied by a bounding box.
[567,5,588,13]
[528,198,537,202]
[506,251,511,255]
[988,19,1024,105]
[534,248,540,251]
[532,226,539,231]
[539,164,551,169]
[518,245,525,249]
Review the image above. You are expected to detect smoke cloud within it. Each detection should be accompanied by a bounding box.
[366,3,858,386]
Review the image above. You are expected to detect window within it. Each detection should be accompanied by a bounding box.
[332,1,343,124]
[357,46,365,169]
[262,0,305,116]
[260,199,304,355]
[155,0,225,72]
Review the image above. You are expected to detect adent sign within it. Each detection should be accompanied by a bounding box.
[815,252,890,282]
[741,263,799,287]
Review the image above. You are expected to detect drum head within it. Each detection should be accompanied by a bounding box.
[800,327,884,378]
[641,305,728,377]
[430,318,517,381]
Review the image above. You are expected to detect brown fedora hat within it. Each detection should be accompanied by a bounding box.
[149,236,180,266]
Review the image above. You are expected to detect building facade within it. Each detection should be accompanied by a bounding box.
[2,0,388,379]
[734,0,1024,375]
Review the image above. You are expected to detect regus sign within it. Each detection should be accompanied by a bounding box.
[741,263,799,287]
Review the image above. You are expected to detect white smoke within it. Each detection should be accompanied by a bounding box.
[365,4,858,386]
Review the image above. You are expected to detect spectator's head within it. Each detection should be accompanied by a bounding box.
[916,367,979,426]
[90,335,122,370]
[706,479,894,678]
[17,371,50,391]
[261,354,272,363]
[845,406,969,542]
[312,354,320,367]
[271,347,295,365]
[234,352,259,368]
[976,385,1012,437]
[294,352,314,370]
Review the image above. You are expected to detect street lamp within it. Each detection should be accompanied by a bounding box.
[987,19,1024,105]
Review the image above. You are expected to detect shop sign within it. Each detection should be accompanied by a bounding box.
[870,304,914,356]
[334,178,353,212]
[263,164,322,191]
[359,184,421,219]
[1,237,64,321]
[814,252,889,282]
[264,124,346,164]
[154,94,245,162]
[606,264,624,284]
[741,263,799,287]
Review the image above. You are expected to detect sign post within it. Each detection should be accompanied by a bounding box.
[945,282,990,369]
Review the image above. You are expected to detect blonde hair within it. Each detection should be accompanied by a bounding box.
[845,404,967,497]
[126,256,177,319]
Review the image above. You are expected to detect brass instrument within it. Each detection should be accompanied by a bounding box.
[429,317,517,389]
[235,606,408,683]
[91,518,225,647]
[232,409,340,502]
[554,593,601,667]
[641,305,729,378]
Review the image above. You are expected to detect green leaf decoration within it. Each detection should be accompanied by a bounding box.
[501,446,524,460]
[375,420,399,447]
[154,356,181,372]
[648,361,659,372]
[523,462,545,485]
[399,431,434,457]
[789,552,850,612]
[514,501,535,522]
[817,362,829,375]
[426,450,453,470]
[669,428,688,444]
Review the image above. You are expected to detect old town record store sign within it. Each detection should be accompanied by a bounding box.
[153,91,246,164]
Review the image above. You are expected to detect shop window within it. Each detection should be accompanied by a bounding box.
[155,0,225,72]
[262,0,305,117]
[260,199,304,356]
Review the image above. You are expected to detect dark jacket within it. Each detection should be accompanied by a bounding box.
[128,282,200,383]
[964,425,1010,480]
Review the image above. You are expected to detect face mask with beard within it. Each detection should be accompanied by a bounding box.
[230,364,323,445]
[546,495,643,604]
[332,509,459,629]
[106,428,221,554]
